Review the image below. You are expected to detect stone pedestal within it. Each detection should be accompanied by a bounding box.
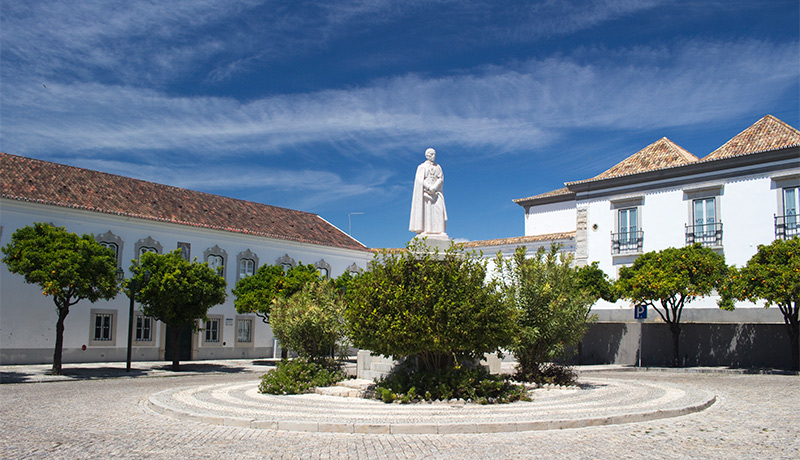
[410,234,451,258]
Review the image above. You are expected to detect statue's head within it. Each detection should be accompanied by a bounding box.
[425,148,436,162]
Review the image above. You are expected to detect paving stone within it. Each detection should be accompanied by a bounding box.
[1,364,798,459]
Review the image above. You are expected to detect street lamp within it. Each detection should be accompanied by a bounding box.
[117,268,150,372]
[348,212,364,236]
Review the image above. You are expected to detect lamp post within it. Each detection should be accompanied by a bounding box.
[348,212,364,236]
[117,268,150,372]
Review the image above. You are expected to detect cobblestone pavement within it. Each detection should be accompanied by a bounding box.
[1,369,798,459]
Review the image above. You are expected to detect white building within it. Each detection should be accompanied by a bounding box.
[0,153,373,365]
[513,115,800,367]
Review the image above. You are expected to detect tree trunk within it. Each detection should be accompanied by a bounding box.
[170,324,182,371]
[52,306,69,375]
[669,322,682,367]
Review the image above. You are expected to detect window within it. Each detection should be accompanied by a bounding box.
[612,207,642,254]
[610,197,643,255]
[136,316,152,342]
[95,231,124,267]
[778,186,799,239]
[208,254,224,273]
[687,197,722,247]
[89,310,117,345]
[204,246,228,280]
[177,242,191,261]
[276,254,295,274]
[135,236,162,259]
[237,318,252,343]
[94,314,113,341]
[314,259,332,280]
[236,250,259,282]
[239,259,255,278]
[205,319,220,343]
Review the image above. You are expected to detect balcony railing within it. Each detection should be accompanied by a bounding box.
[686,222,723,247]
[611,230,643,254]
[775,214,799,240]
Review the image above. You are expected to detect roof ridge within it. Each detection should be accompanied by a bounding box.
[703,114,800,161]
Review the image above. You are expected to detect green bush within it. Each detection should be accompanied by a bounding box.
[374,363,531,404]
[345,240,516,373]
[496,245,594,383]
[258,358,345,395]
[270,281,347,362]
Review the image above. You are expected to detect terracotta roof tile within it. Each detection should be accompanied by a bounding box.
[703,115,800,161]
[463,232,576,248]
[587,137,698,181]
[513,187,574,204]
[1,153,369,252]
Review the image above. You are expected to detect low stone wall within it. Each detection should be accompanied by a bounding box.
[578,322,795,369]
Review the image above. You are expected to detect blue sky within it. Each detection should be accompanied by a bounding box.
[1,1,798,249]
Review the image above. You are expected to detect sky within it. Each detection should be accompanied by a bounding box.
[1,1,798,249]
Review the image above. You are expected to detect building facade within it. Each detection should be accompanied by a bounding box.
[0,153,373,365]
[514,115,800,367]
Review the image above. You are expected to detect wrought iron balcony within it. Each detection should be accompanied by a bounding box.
[775,214,799,240]
[685,222,723,247]
[611,230,643,254]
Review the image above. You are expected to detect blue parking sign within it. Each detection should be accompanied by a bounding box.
[634,304,647,320]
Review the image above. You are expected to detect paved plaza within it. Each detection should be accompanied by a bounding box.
[1,361,798,459]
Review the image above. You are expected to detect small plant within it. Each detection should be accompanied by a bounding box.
[258,358,345,395]
[515,362,578,386]
[373,362,531,404]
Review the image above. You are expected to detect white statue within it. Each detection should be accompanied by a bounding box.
[409,147,448,237]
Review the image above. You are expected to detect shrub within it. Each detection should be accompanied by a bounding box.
[258,358,345,395]
[495,245,595,383]
[345,240,516,373]
[374,363,531,404]
[270,281,347,362]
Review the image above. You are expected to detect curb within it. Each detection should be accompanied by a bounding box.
[146,390,717,435]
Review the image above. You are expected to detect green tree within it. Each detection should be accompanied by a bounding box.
[576,261,618,303]
[270,281,347,362]
[496,245,595,382]
[721,238,800,370]
[1,223,119,375]
[232,263,320,324]
[345,240,515,373]
[615,244,728,367]
[130,250,227,371]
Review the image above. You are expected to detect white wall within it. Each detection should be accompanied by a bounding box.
[576,170,795,314]
[525,200,576,236]
[0,199,373,364]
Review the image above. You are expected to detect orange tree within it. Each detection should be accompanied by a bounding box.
[130,250,226,371]
[721,237,800,370]
[232,263,320,324]
[344,240,515,373]
[1,223,119,375]
[615,244,728,367]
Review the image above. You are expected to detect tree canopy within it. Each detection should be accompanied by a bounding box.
[1,222,119,374]
[270,281,347,362]
[344,240,515,372]
[495,245,595,382]
[232,263,320,323]
[722,237,800,370]
[130,250,227,370]
[615,243,728,367]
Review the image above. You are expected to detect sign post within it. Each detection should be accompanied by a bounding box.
[634,305,647,367]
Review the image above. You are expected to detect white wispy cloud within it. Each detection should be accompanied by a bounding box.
[2,39,796,161]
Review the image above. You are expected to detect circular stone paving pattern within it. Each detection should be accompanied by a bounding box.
[148,377,716,434]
